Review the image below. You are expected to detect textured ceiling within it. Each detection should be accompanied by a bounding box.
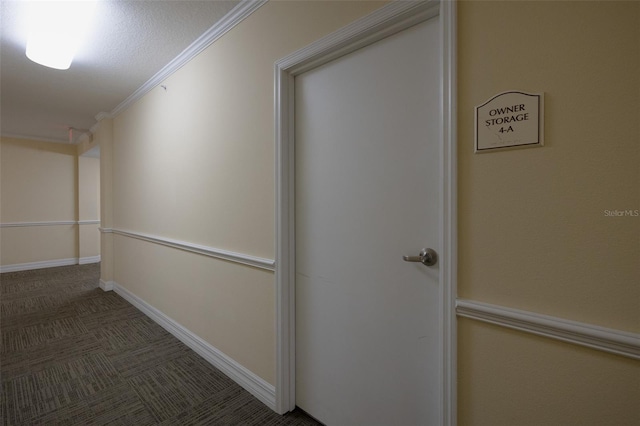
[0,0,239,143]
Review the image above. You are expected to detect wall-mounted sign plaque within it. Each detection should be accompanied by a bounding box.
[475,91,544,152]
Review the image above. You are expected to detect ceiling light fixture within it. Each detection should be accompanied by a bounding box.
[25,0,98,70]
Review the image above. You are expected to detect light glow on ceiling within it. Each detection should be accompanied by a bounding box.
[25,0,98,70]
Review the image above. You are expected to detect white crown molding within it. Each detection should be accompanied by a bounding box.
[110,0,268,118]
[113,281,276,410]
[0,131,93,146]
[94,112,112,123]
[76,132,92,145]
[100,227,275,271]
[0,132,69,144]
[88,115,110,135]
[456,299,640,360]
[0,258,79,273]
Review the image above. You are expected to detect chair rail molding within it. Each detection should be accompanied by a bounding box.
[0,220,100,228]
[100,228,275,272]
[456,299,640,360]
[0,220,77,228]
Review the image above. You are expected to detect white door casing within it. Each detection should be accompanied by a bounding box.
[275,0,457,424]
[295,17,440,425]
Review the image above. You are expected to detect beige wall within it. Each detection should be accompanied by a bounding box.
[0,225,77,266]
[95,118,114,283]
[0,136,101,267]
[78,156,100,222]
[109,0,385,384]
[1,138,76,222]
[100,0,638,423]
[78,155,100,260]
[458,319,639,426]
[457,1,639,424]
[0,137,78,266]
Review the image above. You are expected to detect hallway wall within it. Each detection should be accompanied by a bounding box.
[99,0,638,424]
[0,137,102,271]
[105,0,386,386]
[0,137,77,269]
[456,1,639,424]
[78,155,100,262]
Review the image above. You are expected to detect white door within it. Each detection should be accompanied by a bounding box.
[295,17,441,426]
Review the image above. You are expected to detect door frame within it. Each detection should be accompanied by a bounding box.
[274,1,457,423]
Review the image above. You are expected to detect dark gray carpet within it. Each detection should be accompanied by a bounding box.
[0,264,321,425]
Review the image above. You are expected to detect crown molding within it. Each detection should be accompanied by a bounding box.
[94,112,112,122]
[110,0,268,118]
[0,132,68,144]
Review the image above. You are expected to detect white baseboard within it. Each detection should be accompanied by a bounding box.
[79,255,101,265]
[0,258,78,273]
[112,281,276,410]
[0,256,101,273]
[99,279,114,291]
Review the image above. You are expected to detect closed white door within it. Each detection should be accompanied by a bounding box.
[295,17,442,426]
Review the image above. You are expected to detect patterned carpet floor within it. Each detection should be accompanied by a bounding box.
[0,264,321,425]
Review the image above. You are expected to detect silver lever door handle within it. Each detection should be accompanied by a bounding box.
[403,248,437,267]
